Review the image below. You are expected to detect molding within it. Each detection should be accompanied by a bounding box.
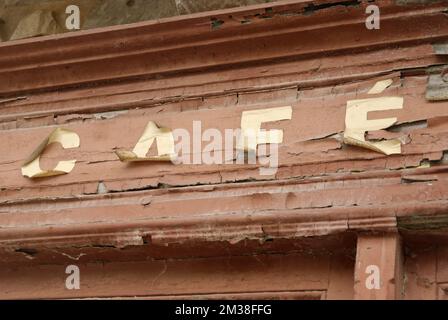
[0,181,445,249]
[0,1,446,96]
[0,163,447,248]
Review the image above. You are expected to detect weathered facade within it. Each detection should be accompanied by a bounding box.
[0,0,448,299]
[0,0,276,41]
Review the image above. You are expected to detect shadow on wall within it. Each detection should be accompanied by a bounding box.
[0,0,275,42]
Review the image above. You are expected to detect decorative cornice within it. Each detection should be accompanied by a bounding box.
[0,0,446,97]
[1,171,448,248]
